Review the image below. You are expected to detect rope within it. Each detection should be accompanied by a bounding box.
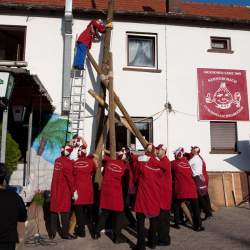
[173,109,197,117]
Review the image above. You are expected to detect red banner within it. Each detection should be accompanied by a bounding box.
[197,68,249,121]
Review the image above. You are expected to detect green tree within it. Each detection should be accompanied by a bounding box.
[0,124,21,172]
[37,118,70,156]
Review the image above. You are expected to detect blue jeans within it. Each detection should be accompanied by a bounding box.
[73,43,87,70]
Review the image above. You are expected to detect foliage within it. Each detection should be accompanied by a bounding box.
[0,124,21,173]
[32,191,44,206]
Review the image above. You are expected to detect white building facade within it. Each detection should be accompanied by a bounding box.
[0,4,249,206]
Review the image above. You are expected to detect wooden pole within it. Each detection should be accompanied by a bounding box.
[95,116,108,157]
[94,117,108,188]
[88,89,135,135]
[108,52,116,159]
[94,0,114,149]
[87,51,148,148]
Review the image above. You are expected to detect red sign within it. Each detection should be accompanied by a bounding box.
[197,68,249,121]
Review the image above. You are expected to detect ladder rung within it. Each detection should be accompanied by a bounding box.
[72,85,83,88]
[71,94,85,96]
[71,102,84,105]
[71,118,84,121]
[70,110,85,113]
[71,121,84,124]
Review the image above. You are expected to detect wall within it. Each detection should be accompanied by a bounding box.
[166,25,250,172]
[1,13,250,190]
[0,14,63,113]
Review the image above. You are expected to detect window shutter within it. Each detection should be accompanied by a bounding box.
[210,122,237,151]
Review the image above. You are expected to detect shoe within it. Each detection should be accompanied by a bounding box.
[89,231,95,239]
[69,234,77,239]
[157,240,171,246]
[49,233,56,240]
[94,231,101,240]
[61,234,76,240]
[203,214,213,220]
[128,223,137,230]
[172,224,181,229]
[193,226,205,232]
[132,246,146,250]
[76,230,86,238]
[147,242,156,249]
[113,236,126,244]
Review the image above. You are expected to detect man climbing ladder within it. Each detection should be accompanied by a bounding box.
[73,19,113,70]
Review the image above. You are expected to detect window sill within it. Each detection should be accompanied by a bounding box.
[123,67,162,73]
[210,149,240,154]
[207,49,234,54]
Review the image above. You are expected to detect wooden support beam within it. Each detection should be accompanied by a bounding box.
[88,90,135,135]
[94,116,108,188]
[95,116,108,157]
[108,52,116,159]
[87,51,148,148]
[94,0,114,149]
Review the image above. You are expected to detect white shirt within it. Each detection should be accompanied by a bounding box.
[70,147,79,161]
[189,155,203,177]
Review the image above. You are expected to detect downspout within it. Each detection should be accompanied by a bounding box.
[62,0,73,113]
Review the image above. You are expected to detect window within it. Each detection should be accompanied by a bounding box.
[0,25,26,61]
[210,121,237,153]
[123,32,160,73]
[107,117,153,151]
[128,117,153,151]
[207,37,233,53]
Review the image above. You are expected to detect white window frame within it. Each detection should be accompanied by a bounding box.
[126,32,158,70]
[207,36,233,53]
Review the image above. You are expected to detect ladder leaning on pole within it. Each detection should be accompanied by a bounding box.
[68,69,86,137]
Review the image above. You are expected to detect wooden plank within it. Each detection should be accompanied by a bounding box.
[94,0,114,150]
[108,52,116,159]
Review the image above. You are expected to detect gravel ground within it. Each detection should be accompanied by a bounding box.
[23,206,250,250]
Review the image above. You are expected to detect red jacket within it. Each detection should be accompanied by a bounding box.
[134,156,164,217]
[160,156,172,210]
[171,157,197,199]
[73,156,96,205]
[100,159,126,212]
[50,156,75,213]
[77,20,106,49]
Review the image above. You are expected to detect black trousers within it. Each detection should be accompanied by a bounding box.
[136,212,158,250]
[173,200,184,225]
[174,199,202,228]
[0,242,16,250]
[124,195,137,226]
[96,209,124,239]
[50,212,70,237]
[74,205,94,234]
[199,193,212,217]
[157,209,170,244]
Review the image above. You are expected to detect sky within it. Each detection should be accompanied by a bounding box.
[183,0,250,6]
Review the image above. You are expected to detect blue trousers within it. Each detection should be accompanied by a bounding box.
[73,43,87,70]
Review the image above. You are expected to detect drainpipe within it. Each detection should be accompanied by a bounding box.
[62,0,73,113]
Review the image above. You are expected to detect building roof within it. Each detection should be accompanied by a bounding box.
[178,2,250,21]
[1,0,250,23]
[0,66,54,112]
[0,0,166,13]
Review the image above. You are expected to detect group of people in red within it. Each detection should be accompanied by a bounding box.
[49,135,212,250]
